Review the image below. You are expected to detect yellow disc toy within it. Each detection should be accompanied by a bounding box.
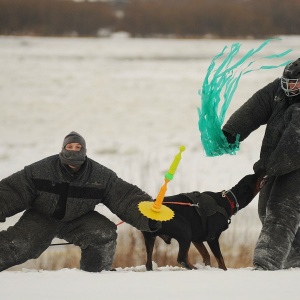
[138,145,185,221]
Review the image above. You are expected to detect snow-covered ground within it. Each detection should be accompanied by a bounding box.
[1,266,299,300]
[0,35,300,299]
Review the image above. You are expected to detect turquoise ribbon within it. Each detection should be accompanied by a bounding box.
[198,38,292,157]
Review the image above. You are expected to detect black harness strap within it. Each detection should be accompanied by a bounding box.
[182,191,229,240]
[182,192,208,233]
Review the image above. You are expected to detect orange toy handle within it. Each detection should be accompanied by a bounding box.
[138,146,186,221]
[151,179,169,211]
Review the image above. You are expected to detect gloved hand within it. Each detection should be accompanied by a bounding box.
[148,219,162,232]
[222,130,237,144]
[0,215,6,222]
[253,160,266,177]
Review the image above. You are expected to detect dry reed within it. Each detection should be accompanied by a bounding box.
[7,206,261,271]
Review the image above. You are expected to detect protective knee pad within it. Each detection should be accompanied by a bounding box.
[78,222,118,250]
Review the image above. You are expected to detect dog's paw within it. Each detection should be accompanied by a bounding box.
[179,261,196,270]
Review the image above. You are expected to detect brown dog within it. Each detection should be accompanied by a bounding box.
[142,173,266,270]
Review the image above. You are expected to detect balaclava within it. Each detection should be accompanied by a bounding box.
[59,131,87,166]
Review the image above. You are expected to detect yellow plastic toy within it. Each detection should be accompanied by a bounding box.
[138,145,186,221]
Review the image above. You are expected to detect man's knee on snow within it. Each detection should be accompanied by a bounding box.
[89,225,117,248]
[78,221,117,250]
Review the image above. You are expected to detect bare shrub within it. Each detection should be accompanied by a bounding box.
[114,207,261,270]
[7,206,260,271]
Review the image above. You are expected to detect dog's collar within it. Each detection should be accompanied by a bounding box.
[222,189,239,216]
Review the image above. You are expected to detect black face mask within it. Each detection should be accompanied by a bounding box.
[59,148,86,166]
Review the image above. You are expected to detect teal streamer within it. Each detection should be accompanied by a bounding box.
[198,39,292,157]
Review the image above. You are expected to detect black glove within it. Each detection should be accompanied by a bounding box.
[148,219,162,232]
[222,130,237,144]
[0,215,6,223]
[253,160,266,177]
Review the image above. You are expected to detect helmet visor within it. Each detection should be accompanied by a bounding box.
[281,77,300,97]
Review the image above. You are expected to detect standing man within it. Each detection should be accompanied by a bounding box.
[0,131,159,272]
[222,58,300,270]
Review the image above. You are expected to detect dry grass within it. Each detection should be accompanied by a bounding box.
[113,206,261,269]
[7,206,261,271]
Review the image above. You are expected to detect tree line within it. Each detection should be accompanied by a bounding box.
[0,0,299,38]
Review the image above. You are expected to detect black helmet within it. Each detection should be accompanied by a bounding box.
[281,58,300,97]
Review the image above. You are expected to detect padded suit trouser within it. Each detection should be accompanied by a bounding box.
[0,209,117,272]
[254,171,300,270]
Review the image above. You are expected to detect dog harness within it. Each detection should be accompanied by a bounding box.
[182,191,229,240]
